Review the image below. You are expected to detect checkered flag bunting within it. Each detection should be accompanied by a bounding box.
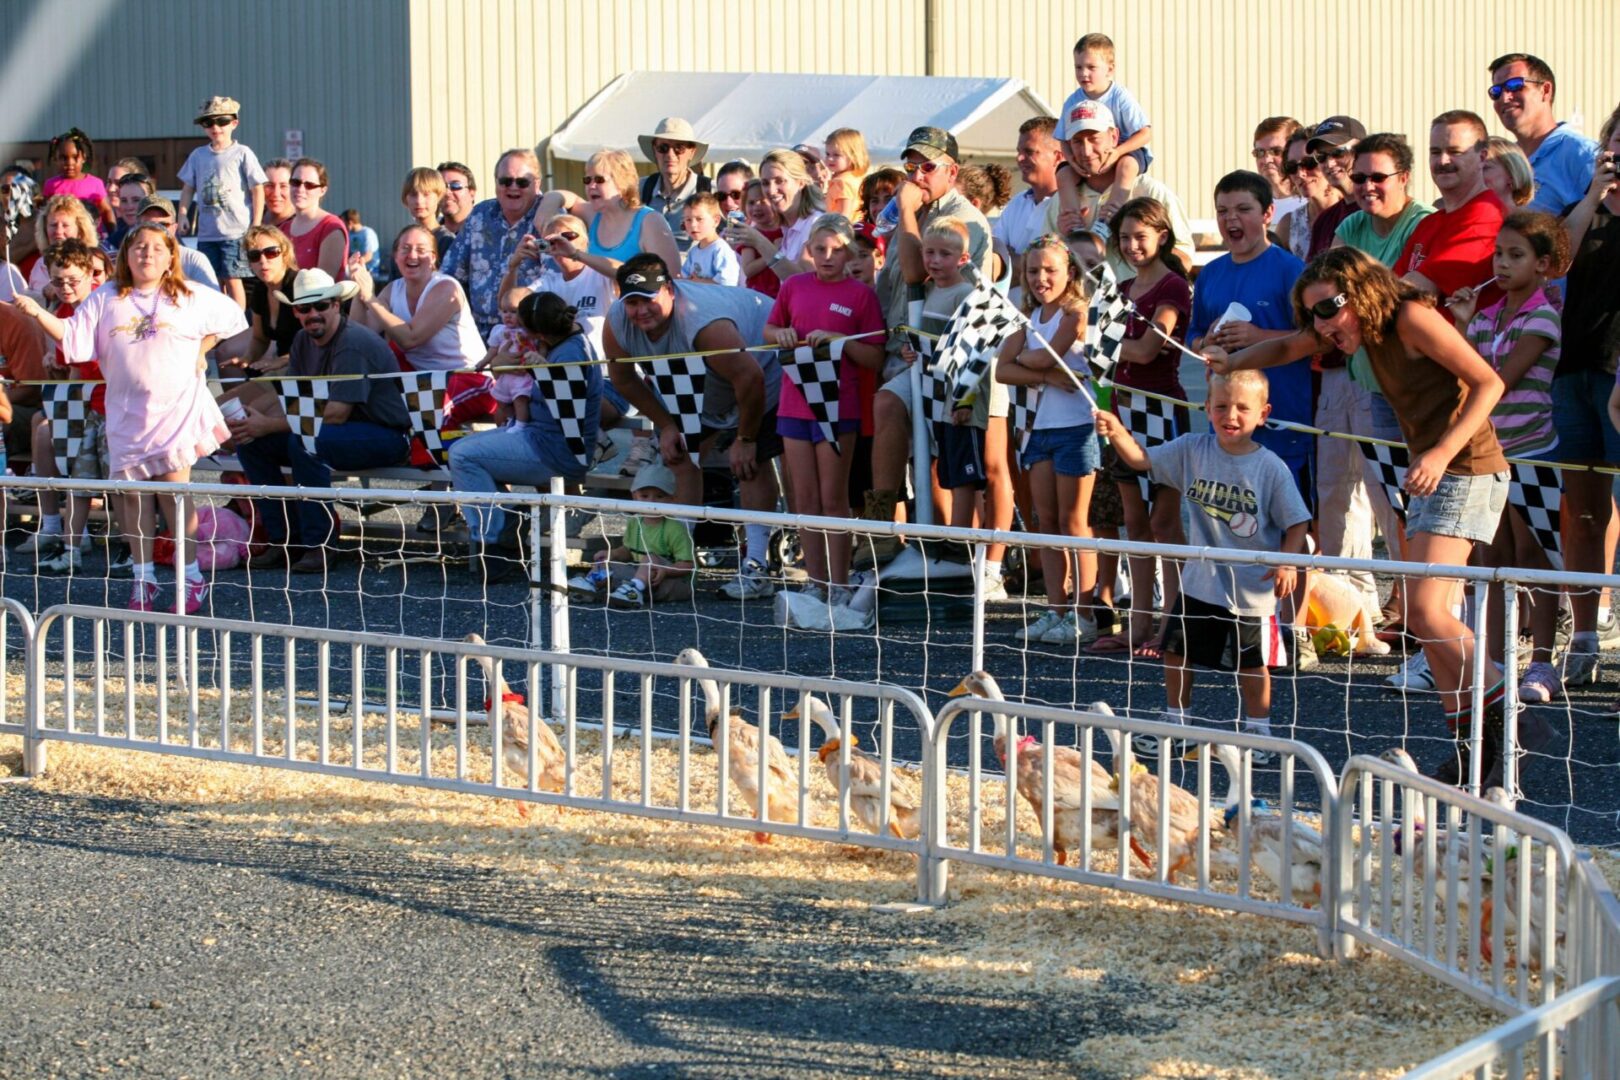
[784,344,843,451]
[531,363,596,468]
[397,369,453,467]
[42,380,92,476]
[1356,440,1409,521]
[643,354,707,462]
[1008,383,1039,455]
[938,286,1020,420]
[1115,390,1181,500]
[1508,458,1563,570]
[1085,264,1131,382]
[277,378,330,458]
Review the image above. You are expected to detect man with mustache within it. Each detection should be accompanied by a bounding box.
[1394,110,1505,303]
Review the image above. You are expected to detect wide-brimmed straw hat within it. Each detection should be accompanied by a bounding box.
[637,117,709,164]
[274,268,360,306]
[195,95,241,123]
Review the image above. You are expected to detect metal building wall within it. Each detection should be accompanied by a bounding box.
[1,0,412,241]
[407,0,1619,221]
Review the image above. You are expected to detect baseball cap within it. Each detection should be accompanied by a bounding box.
[616,263,671,301]
[1306,115,1367,151]
[903,126,959,162]
[632,459,677,496]
[137,194,177,220]
[852,220,886,254]
[1066,99,1116,136]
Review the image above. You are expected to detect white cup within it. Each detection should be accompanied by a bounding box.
[218,397,247,422]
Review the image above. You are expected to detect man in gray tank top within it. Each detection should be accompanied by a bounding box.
[605,254,784,598]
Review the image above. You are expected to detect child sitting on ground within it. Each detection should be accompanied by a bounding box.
[1095,369,1311,752]
[566,460,695,610]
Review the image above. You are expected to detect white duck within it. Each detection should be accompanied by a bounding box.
[1477,786,1564,971]
[787,693,922,840]
[1102,724,1207,882]
[949,672,1148,868]
[675,648,798,842]
[1205,742,1326,907]
[1380,747,1495,955]
[465,633,566,813]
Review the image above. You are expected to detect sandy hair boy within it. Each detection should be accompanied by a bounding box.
[679,192,742,286]
[1055,33,1153,226]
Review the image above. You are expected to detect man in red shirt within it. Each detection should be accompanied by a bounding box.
[1395,110,1505,303]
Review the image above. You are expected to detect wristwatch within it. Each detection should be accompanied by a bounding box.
[736,434,757,444]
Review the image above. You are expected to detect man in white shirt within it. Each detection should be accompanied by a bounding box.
[994,116,1063,297]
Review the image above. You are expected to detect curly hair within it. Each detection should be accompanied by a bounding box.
[35,193,98,252]
[115,223,192,303]
[1292,247,1431,359]
[1501,210,1571,276]
[956,163,1014,213]
[49,128,94,170]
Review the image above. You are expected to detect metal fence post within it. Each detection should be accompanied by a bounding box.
[21,605,44,776]
[547,478,570,723]
[1467,579,1488,795]
[915,710,948,906]
[1502,582,1520,799]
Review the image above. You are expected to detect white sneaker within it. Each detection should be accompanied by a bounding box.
[620,436,660,477]
[1073,610,1099,645]
[566,573,604,599]
[720,558,775,600]
[1599,609,1620,650]
[1041,611,1082,646]
[980,572,1009,602]
[1019,609,1063,643]
[1385,650,1435,691]
[1561,643,1599,687]
[18,529,63,556]
[827,584,853,607]
[36,548,82,576]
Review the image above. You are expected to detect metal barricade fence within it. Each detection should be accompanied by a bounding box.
[27,604,939,900]
[928,696,1341,957]
[1400,975,1620,1080]
[0,598,37,769]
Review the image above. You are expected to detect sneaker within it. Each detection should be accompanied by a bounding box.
[720,558,775,600]
[1385,650,1435,691]
[183,579,209,615]
[827,584,853,608]
[798,582,828,604]
[19,530,63,558]
[128,580,159,612]
[1019,609,1063,643]
[1600,609,1620,650]
[566,573,604,599]
[106,546,134,579]
[980,572,1009,602]
[1553,606,1572,651]
[1560,644,1599,687]
[607,580,646,609]
[620,435,660,477]
[1519,661,1562,704]
[36,549,82,576]
[1040,610,1083,646]
[1074,610,1100,645]
[593,428,618,467]
[1292,627,1319,672]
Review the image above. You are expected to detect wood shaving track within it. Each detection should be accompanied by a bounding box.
[0,675,1528,1077]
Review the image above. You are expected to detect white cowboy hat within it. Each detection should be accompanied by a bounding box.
[274,268,360,306]
[637,117,709,165]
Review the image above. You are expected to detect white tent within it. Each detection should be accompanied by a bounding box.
[543,71,1054,176]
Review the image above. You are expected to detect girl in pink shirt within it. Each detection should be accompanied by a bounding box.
[764,213,885,599]
[41,129,113,233]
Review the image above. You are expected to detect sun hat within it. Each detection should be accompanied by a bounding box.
[273,268,360,306]
[195,95,241,123]
[638,117,709,165]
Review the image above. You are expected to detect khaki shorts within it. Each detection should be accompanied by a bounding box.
[70,412,111,480]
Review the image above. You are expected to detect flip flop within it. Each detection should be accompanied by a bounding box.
[1132,642,1163,660]
[1085,633,1133,654]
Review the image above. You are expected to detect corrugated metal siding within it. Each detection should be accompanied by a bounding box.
[1,0,411,242]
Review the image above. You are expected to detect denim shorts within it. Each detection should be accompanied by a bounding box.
[1406,470,1508,544]
[198,238,249,280]
[1551,370,1620,463]
[1021,423,1100,476]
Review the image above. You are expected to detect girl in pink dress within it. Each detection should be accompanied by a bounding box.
[16,223,248,612]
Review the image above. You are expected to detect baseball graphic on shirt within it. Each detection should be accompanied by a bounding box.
[1227,510,1259,538]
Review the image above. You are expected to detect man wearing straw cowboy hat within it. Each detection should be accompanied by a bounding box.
[229,268,412,573]
[638,116,712,254]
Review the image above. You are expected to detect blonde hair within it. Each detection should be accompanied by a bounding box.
[35,194,97,252]
[743,178,782,227]
[923,215,970,251]
[495,147,542,180]
[401,165,447,202]
[587,149,641,209]
[824,128,870,176]
[1209,368,1270,404]
[115,223,192,303]
[1019,234,1087,317]
[1485,137,1536,206]
[242,224,298,272]
[542,212,587,236]
[807,212,855,246]
[760,148,825,223]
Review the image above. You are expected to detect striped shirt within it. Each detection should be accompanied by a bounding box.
[1466,288,1560,455]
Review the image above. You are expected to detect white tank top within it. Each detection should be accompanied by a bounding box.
[1030,303,1093,430]
[387,272,484,370]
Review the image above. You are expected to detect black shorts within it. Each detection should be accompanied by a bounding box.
[1160,594,1282,673]
[933,421,986,491]
[700,409,784,463]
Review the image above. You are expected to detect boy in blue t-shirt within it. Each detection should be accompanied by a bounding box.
[1188,170,1313,508]
[1055,33,1153,225]
[178,94,266,309]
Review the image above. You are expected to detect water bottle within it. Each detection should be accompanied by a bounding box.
[873,196,901,236]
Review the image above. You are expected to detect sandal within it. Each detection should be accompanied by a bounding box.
[1084,633,1133,655]
[1132,642,1163,660]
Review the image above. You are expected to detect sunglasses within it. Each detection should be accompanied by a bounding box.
[1317,146,1352,160]
[288,178,324,189]
[496,176,534,189]
[653,142,693,155]
[199,116,234,128]
[1488,76,1548,100]
[545,230,581,243]
[583,175,609,186]
[905,160,943,176]
[1306,293,1349,320]
[293,300,335,315]
[716,190,744,203]
[1251,147,1285,160]
[1349,171,1400,185]
[245,246,282,262]
[1283,156,1321,175]
[445,181,469,192]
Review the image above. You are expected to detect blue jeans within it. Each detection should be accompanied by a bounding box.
[447,424,577,543]
[237,421,409,546]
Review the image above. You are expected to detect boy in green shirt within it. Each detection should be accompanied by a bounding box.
[568,460,695,609]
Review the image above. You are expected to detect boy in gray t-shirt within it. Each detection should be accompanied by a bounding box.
[1096,370,1310,740]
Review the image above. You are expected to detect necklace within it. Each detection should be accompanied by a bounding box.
[129,287,162,342]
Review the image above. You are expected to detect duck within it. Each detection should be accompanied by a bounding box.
[465,633,565,814]
[1102,722,1207,882]
[1476,786,1564,971]
[786,693,921,840]
[674,648,798,842]
[948,672,1149,869]
[1380,747,1495,954]
[1203,742,1326,906]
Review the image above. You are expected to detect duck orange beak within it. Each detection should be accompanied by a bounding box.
[818,739,840,761]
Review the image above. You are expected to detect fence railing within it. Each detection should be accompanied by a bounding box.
[1400,975,1620,1080]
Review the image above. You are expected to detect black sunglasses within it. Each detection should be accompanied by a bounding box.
[1349,171,1400,185]
[199,116,234,128]
[1306,293,1348,320]
[716,190,744,203]
[1488,76,1547,101]
[293,300,335,315]
[288,178,323,189]
[545,230,581,243]
[653,142,693,155]
[1317,146,1352,160]
[497,176,534,189]
[245,246,282,261]
[1283,156,1321,175]
[583,175,608,186]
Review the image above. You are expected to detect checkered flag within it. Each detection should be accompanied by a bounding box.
[1356,440,1409,521]
[42,380,92,476]
[1085,265,1131,382]
[1008,383,1040,455]
[530,363,595,468]
[399,369,452,467]
[1508,458,1563,570]
[277,378,330,458]
[783,343,843,452]
[939,286,1020,419]
[1114,390,1181,500]
[644,354,706,461]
